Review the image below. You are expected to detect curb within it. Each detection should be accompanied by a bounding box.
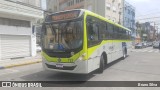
[0,60,42,70]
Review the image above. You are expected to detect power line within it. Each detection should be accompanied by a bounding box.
[136,16,160,20]
[137,12,160,18]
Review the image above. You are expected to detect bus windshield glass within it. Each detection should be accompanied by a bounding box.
[42,20,83,52]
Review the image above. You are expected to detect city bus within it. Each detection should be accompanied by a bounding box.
[41,9,132,74]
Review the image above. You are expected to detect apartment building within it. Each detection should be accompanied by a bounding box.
[136,22,156,41]
[123,1,135,38]
[0,0,43,60]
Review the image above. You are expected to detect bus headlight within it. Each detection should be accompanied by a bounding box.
[79,53,86,61]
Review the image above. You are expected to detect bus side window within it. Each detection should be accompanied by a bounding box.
[113,26,118,39]
[87,19,94,40]
[87,16,100,47]
[129,31,131,40]
[126,31,128,39]
[122,30,126,39]
[105,22,108,39]
[99,21,106,40]
[118,28,122,39]
[121,29,124,40]
[107,23,113,39]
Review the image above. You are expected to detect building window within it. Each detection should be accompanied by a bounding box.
[128,9,130,14]
[0,17,30,27]
[68,0,74,6]
[112,17,116,22]
[72,0,74,5]
[106,15,111,20]
[75,0,84,3]
[124,6,127,11]
[87,5,92,11]
[113,5,116,12]
[132,12,135,16]
[67,2,70,6]
[106,3,111,10]
[76,0,79,3]
[125,17,127,21]
[80,0,84,2]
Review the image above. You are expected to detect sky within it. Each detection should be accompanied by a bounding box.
[126,0,160,22]
[41,0,46,10]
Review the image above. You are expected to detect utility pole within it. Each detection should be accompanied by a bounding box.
[157,28,159,40]
[118,10,121,25]
[153,22,156,41]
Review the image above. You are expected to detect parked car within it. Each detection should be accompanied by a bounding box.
[153,41,159,48]
[135,43,143,49]
[142,42,147,48]
[36,44,42,52]
[147,42,153,47]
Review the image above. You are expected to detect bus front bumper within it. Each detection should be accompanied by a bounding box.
[42,57,88,74]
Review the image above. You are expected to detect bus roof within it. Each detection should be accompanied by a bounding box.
[46,9,131,32]
[83,9,131,32]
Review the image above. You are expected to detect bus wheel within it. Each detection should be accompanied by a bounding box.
[98,55,104,73]
[122,48,127,60]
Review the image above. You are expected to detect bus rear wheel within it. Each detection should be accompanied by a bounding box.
[98,55,105,73]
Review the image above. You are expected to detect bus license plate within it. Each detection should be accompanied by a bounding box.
[56,64,63,68]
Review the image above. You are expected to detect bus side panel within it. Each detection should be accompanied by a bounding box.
[87,46,101,73]
[87,41,113,73]
[83,12,89,73]
[112,40,123,61]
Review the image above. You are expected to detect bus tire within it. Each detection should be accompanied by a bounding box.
[122,48,127,60]
[98,55,104,73]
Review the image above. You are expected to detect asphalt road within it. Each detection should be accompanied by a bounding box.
[0,47,160,90]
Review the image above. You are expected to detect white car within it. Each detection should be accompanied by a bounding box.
[153,41,159,48]
[36,44,42,52]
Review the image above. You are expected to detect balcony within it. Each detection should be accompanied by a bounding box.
[0,0,43,19]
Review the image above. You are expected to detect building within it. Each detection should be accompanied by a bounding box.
[0,0,43,60]
[46,0,123,24]
[136,22,156,43]
[150,26,155,40]
[123,1,135,41]
[104,0,123,24]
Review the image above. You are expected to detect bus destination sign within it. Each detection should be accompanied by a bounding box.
[52,10,80,21]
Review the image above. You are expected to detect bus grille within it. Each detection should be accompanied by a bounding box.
[45,63,77,70]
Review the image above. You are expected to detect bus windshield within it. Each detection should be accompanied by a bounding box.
[42,20,83,52]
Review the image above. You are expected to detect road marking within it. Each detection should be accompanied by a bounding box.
[148,50,153,52]
[129,48,160,53]
[154,50,159,53]
[136,50,141,52]
[141,50,147,52]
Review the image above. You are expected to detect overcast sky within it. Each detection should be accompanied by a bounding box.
[126,0,160,22]
[41,0,46,10]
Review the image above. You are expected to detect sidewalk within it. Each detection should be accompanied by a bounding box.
[0,53,42,70]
